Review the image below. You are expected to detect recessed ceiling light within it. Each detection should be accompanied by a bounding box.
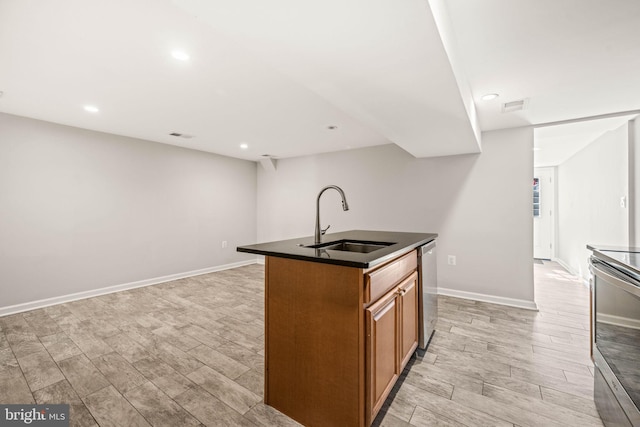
[171,50,190,61]
[240,143,249,150]
[481,93,499,101]
[84,105,99,113]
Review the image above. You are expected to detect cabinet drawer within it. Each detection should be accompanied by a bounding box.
[364,250,417,305]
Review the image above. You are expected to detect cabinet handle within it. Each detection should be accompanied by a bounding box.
[397,288,406,296]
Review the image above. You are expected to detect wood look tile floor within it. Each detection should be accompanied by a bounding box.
[0,261,603,427]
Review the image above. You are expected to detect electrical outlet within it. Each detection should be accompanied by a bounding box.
[221,240,228,249]
[448,255,456,266]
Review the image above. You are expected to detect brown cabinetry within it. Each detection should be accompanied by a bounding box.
[399,273,419,368]
[264,249,418,427]
[365,271,418,425]
[366,288,398,422]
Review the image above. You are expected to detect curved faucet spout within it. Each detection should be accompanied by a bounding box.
[315,185,349,244]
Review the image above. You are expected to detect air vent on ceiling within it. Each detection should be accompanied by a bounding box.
[501,98,528,113]
[169,132,194,139]
[259,156,277,172]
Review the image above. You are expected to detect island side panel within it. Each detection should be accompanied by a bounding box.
[265,256,365,427]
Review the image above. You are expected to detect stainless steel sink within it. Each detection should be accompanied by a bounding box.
[304,239,395,253]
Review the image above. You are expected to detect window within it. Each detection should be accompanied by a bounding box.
[533,178,540,217]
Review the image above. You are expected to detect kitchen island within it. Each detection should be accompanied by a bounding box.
[238,230,437,427]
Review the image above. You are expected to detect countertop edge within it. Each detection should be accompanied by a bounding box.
[588,244,640,277]
[237,231,437,268]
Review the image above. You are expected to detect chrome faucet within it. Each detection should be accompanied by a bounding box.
[315,185,349,244]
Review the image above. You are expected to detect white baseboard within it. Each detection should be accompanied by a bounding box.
[2,259,539,316]
[438,287,539,311]
[0,260,257,317]
[599,313,640,330]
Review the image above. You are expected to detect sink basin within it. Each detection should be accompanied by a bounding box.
[304,239,395,253]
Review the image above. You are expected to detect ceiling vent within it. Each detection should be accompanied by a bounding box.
[169,132,194,139]
[501,98,528,113]
[259,156,277,172]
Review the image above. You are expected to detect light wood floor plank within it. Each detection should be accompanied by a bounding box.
[0,261,605,427]
[483,383,603,427]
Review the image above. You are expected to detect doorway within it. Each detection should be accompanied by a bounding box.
[532,114,635,295]
[533,167,555,260]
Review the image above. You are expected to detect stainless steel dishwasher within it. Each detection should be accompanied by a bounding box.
[418,240,437,350]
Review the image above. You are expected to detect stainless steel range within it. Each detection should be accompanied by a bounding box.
[589,246,640,426]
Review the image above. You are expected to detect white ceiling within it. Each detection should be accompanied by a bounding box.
[1,0,639,162]
[534,115,638,167]
[446,0,640,130]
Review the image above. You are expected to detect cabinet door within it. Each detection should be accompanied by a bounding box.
[365,291,399,424]
[398,272,419,369]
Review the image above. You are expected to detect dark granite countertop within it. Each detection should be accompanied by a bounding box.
[237,230,437,268]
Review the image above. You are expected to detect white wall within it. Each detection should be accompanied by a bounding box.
[0,113,257,311]
[630,118,640,247]
[557,123,629,279]
[0,113,535,312]
[257,127,535,308]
